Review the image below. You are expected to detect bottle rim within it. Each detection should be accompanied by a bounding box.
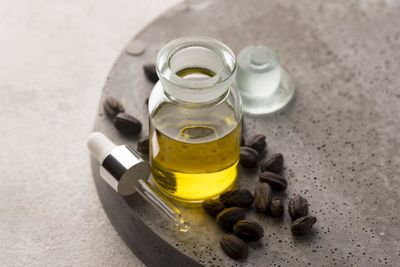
[156,36,237,91]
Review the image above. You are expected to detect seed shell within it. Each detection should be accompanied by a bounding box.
[103,96,125,118]
[220,235,248,260]
[216,207,246,230]
[261,153,284,174]
[269,197,284,217]
[259,171,287,191]
[202,199,225,217]
[113,113,142,135]
[233,220,264,241]
[137,136,149,155]
[253,183,272,213]
[291,216,317,235]
[143,63,158,83]
[240,147,259,168]
[220,189,254,208]
[288,195,309,220]
[246,134,267,158]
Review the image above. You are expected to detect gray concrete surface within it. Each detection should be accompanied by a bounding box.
[0,1,181,266]
[95,0,400,266]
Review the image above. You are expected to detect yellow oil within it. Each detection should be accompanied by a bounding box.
[149,67,240,202]
[175,67,216,77]
[150,123,240,202]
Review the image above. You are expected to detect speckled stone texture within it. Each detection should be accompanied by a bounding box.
[93,0,400,266]
[0,1,181,266]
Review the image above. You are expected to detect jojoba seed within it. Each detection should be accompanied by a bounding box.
[103,96,125,118]
[259,171,287,191]
[246,134,267,158]
[202,199,225,217]
[261,153,284,174]
[233,220,264,241]
[143,63,158,83]
[220,235,248,260]
[137,136,149,155]
[270,197,284,217]
[220,189,254,208]
[291,216,316,235]
[288,195,309,220]
[217,207,246,230]
[113,113,142,135]
[253,183,272,213]
[240,147,259,168]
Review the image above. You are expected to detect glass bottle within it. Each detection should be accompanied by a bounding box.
[148,36,242,203]
[236,46,295,115]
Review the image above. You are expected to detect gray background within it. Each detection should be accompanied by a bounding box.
[0,1,180,266]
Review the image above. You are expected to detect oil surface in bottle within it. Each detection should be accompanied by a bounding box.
[149,67,240,202]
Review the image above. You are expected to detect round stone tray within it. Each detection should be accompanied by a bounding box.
[91,0,400,266]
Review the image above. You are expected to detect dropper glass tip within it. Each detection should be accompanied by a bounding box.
[177,219,191,233]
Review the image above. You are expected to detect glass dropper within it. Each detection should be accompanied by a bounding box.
[86,132,190,232]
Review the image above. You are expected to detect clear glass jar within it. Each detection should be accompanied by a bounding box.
[148,36,242,203]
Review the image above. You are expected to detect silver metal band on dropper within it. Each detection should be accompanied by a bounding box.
[100,145,150,196]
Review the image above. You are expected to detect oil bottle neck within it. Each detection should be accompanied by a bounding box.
[156,36,236,104]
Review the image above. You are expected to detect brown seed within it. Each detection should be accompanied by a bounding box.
[261,153,284,174]
[137,136,149,155]
[233,220,264,241]
[241,135,246,146]
[270,197,284,217]
[103,96,125,118]
[202,199,225,217]
[240,147,259,168]
[246,134,267,158]
[220,189,254,208]
[143,63,158,83]
[217,207,246,230]
[259,171,287,191]
[291,216,317,235]
[241,117,246,135]
[253,183,272,213]
[113,113,142,135]
[288,195,309,220]
[220,235,248,260]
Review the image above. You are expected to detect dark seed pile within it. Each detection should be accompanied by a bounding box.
[202,133,318,261]
[101,63,158,152]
